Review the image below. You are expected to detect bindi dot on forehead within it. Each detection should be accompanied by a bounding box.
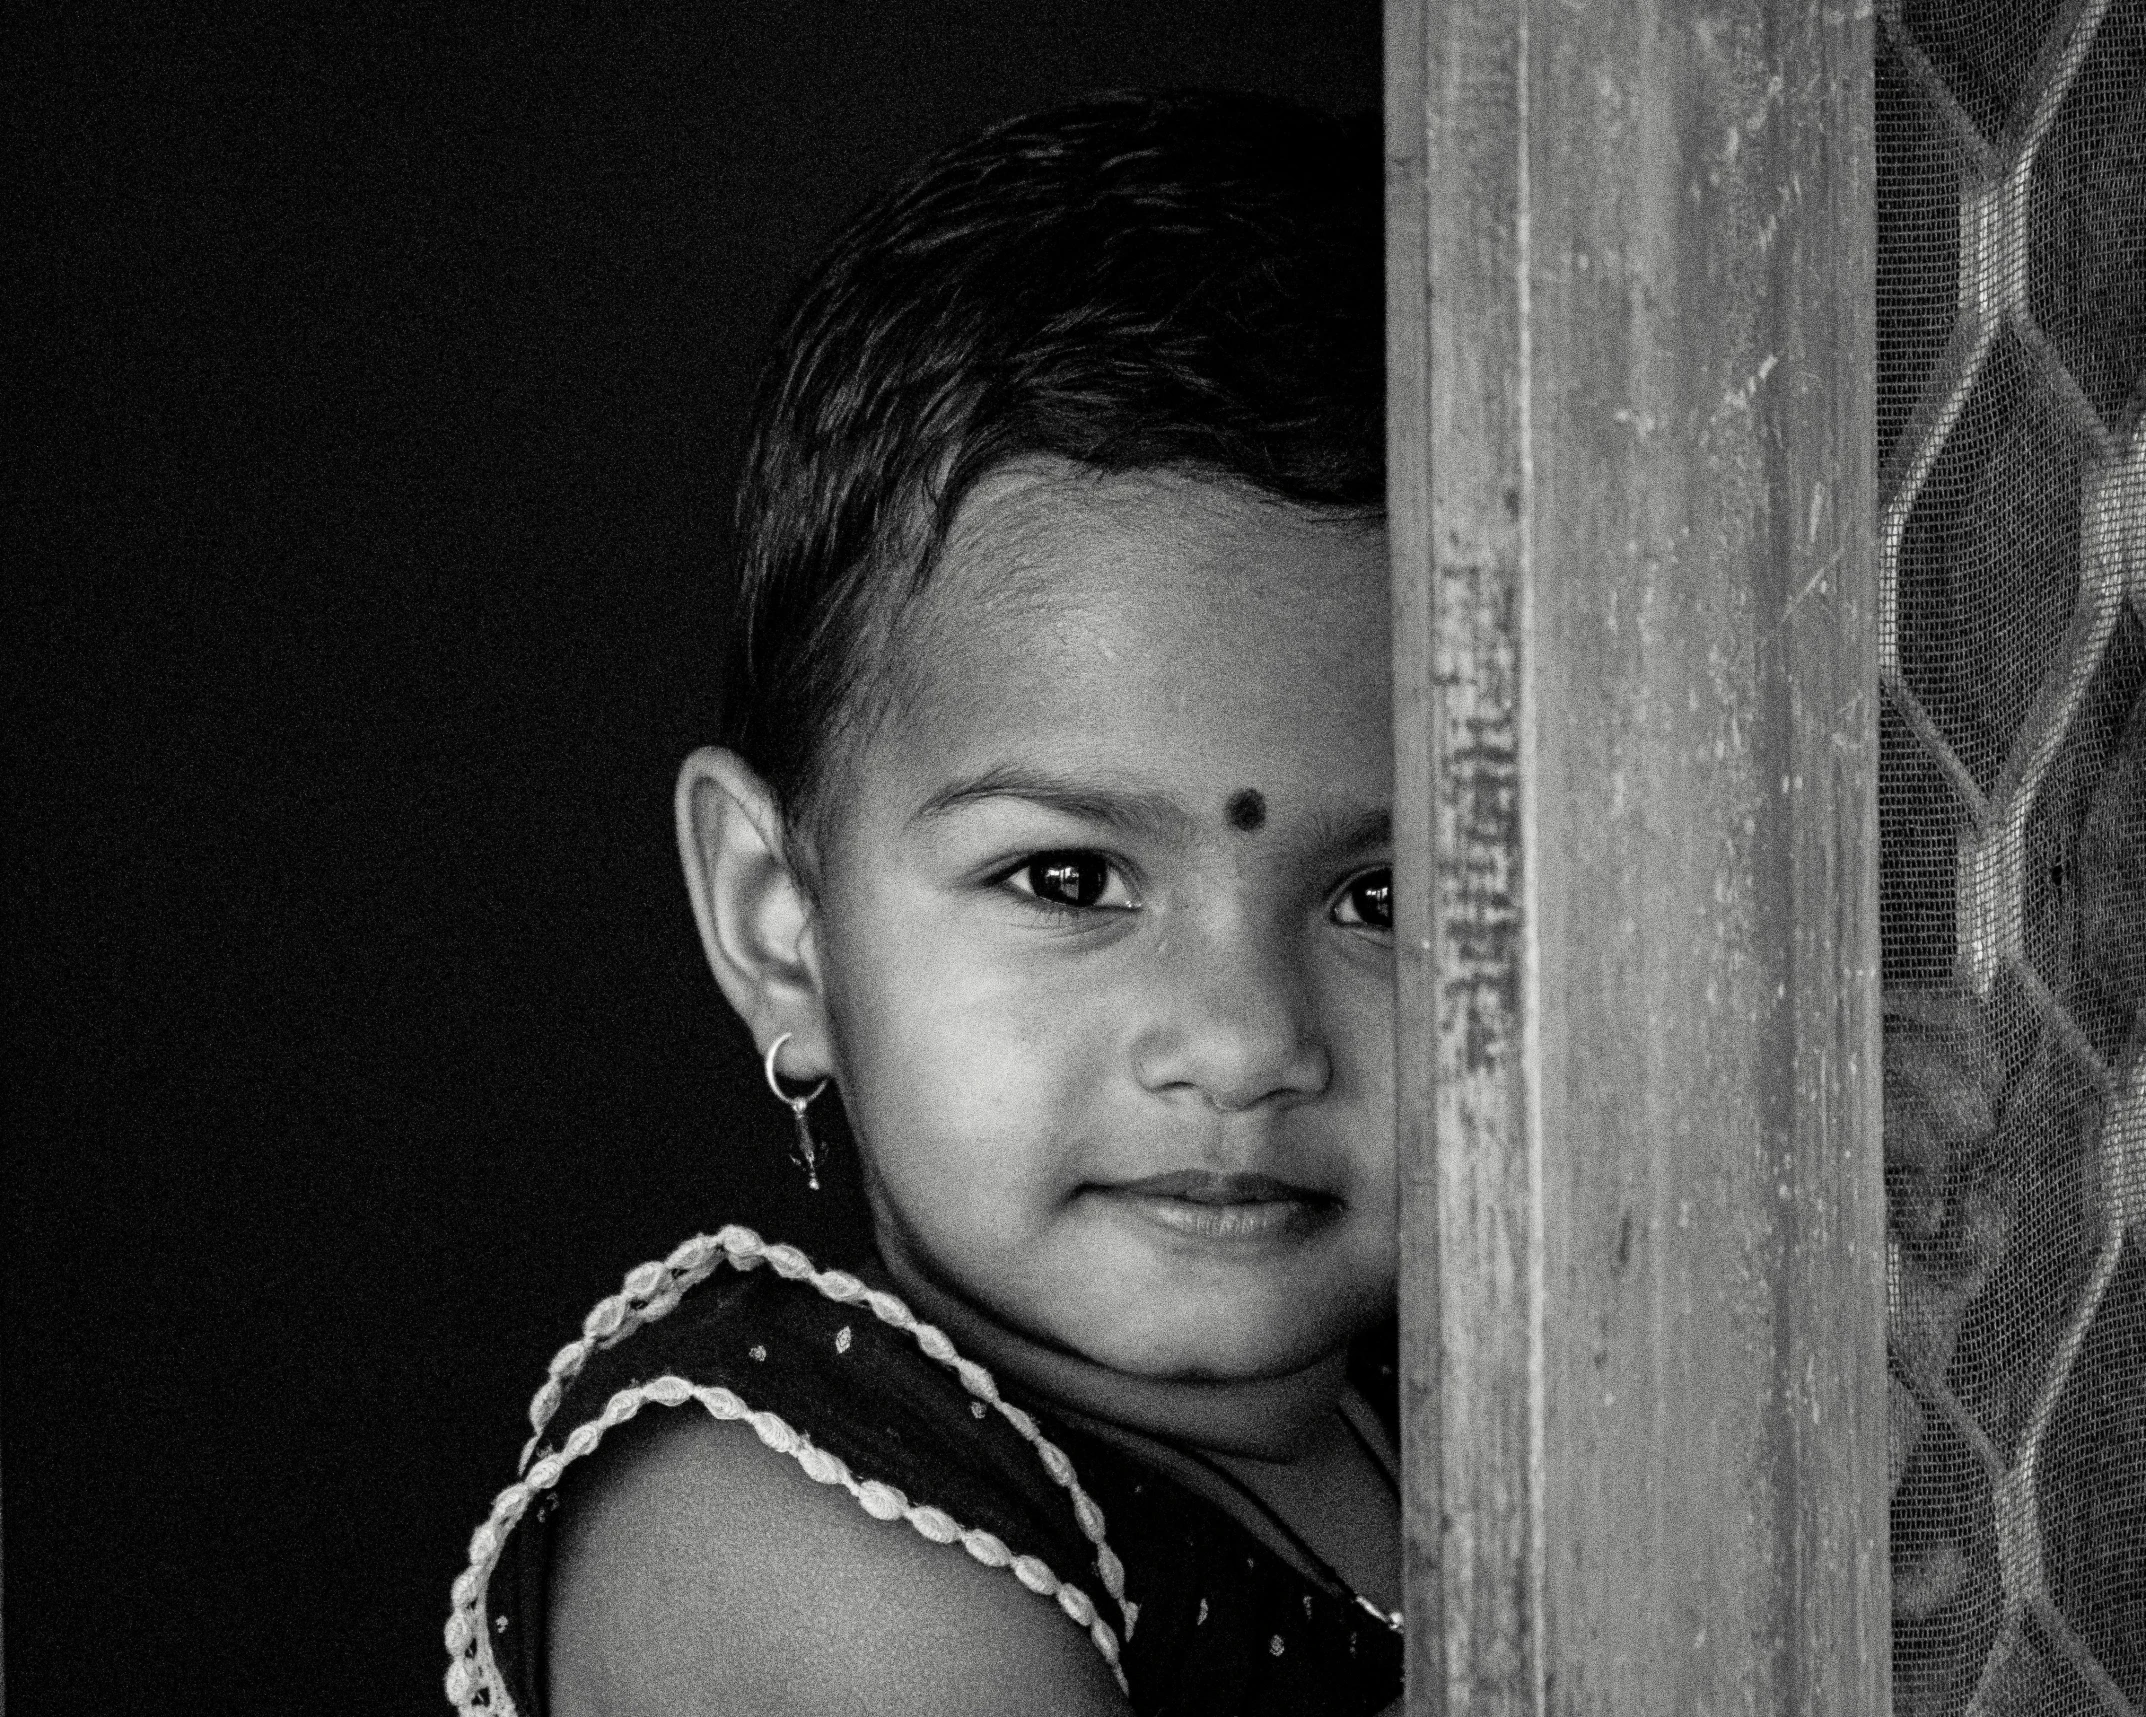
[1224,788,1268,833]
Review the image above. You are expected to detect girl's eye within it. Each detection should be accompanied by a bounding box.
[1332,867,1393,931]
[1006,851,1133,912]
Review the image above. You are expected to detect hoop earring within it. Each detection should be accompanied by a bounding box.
[762,1032,832,1191]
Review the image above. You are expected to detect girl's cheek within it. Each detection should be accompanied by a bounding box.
[1325,951,1397,1076]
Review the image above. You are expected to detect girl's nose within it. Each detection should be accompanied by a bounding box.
[1130,927,1331,1112]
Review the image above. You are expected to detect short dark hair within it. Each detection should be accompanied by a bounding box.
[722,90,1383,862]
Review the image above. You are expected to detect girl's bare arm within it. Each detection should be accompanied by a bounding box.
[548,1409,1133,1717]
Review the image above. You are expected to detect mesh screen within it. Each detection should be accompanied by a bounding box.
[1878,0,2146,1710]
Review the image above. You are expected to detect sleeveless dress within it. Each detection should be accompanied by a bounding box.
[444,1226,1404,1716]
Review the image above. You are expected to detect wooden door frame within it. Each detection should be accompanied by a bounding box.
[1385,2,1891,1708]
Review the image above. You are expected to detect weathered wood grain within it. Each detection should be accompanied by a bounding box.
[1385,1,1889,1709]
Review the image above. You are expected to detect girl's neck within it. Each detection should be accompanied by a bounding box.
[869,1221,1350,1461]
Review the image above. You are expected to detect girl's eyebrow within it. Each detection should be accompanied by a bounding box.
[910,764,1187,836]
[1308,805,1393,854]
[912,766,1392,852]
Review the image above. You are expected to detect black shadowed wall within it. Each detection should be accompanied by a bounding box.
[4,6,1377,1711]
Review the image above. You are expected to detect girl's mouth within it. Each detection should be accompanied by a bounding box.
[1091,1170,1336,1240]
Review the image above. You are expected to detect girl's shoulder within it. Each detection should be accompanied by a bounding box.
[543,1391,1129,1717]
[445,1227,1134,1717]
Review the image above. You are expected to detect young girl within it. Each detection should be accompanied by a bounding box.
[446,91,1403,1716]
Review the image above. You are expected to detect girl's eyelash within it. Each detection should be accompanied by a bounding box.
[983,854,1388,926]
[1330,864,1394,931]
[993,850,1138,915]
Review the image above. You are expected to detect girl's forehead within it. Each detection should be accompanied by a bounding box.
[916,462,1386,686]
[874,461,1392,793]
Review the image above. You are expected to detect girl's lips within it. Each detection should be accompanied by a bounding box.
[1090,1170,1336,1240]
[1105,1169,1320,1204]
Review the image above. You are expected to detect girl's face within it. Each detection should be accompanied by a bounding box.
[812,460,1394,1383]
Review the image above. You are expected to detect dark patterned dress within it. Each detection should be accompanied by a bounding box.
[445,1227,1403,1716]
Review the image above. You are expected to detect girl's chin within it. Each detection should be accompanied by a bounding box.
[1057,1260,1385,1379]
[873,1202,1384,1381]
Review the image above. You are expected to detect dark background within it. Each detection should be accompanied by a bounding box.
[6,6,1378,1710]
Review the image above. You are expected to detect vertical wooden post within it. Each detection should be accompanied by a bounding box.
[1385,1,1890,1711]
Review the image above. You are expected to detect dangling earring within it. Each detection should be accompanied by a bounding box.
[762,1032,832,1190]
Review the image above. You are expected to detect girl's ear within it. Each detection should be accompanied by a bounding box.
[675,747,833,1080]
